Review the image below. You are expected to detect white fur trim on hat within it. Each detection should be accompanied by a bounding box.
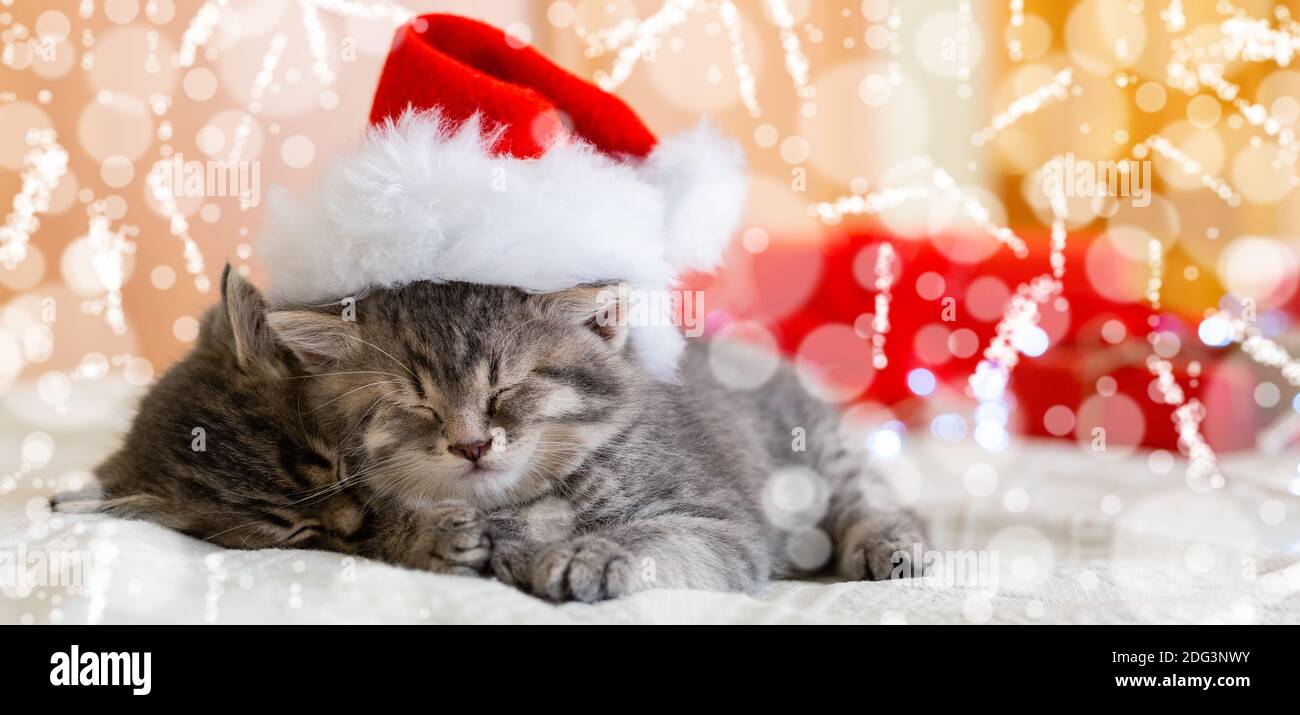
[258,109,745,379]
[644,121,748,274]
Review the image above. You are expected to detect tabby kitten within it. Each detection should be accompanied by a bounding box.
[268,281,928,602]
[53,266,490,575]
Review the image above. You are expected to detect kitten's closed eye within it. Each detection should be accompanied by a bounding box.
[395,401,440,421]
[400,383,518,421]
[415,404,440,418]
[266,511,325,545]
[486,386,515,417]
[282,520,322,545]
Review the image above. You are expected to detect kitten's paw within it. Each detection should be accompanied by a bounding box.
[530,535,646,603]
[488,539,531,588]
[417,500,491,575]
[837,512,929,582]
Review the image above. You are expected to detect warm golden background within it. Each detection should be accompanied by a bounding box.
[1,0,1299,413]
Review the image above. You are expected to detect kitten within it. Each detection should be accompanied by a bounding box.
[268,281,928,602]
[52,266,490,575]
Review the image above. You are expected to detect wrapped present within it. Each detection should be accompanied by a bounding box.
[685,229,1265,453]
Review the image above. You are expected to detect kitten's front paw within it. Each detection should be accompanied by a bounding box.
[531,535,646,603]
[838,511,929,582]
[416,500,491,576]
[488,539,531,588]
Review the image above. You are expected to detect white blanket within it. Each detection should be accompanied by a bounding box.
[3,380,1298,624]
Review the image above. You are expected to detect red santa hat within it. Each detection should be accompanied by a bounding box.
[259,14,747,379]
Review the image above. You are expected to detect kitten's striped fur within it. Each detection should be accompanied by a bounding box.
[53,267,496,576]
[271,281,928,601]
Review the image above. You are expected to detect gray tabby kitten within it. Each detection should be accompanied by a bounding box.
[268,281,928,602]
[52,266,491,575]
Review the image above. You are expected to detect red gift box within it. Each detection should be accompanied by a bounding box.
[685,230,1261,453]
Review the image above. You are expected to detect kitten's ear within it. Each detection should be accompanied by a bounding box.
[266,308,357,371]
[221,263,278,372]
[536,284,629,350]
[50,485,164,519]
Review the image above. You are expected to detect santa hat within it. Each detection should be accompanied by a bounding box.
[259,14,747,379]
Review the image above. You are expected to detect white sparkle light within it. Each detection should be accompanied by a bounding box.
[717,0,761,118]
[964,161,1069,420]
[1232,97,1300,165]
[81,205,136,336]
[177,0,229,67]
[0,21,33,68]
[1218,14,1299,67]
[764,0,815,102]
[1146,237,1163,310]
[968,274,1062,402]
[0,129,67,269]
[1134,135,1242,205]
[229,32,288,163]
[306,0,414,23]
[581,0,816,117]
[810,184,931,223]
[1045,159,1069,278]
[871,241,896,369]
[300,0,336,87]
[147,166,207,292]
[1008,0,1025,61]
[1161,0,1186,33]
[972,68,1074,146]
[955,1,973,91]
[811,159,1030,258]
[1147,355,1224,489]
[1166,13,1300,165]
[1215,312,1300,387]
[204,553,226,624]
[589,0,700,92]
[85,536,119,625]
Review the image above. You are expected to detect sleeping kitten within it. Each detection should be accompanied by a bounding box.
[268,281,928,602]
[52,266,490,575]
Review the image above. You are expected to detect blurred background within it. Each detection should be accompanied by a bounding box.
[3,0,1300,491]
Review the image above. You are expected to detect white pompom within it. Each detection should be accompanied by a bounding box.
[642,121,748,274]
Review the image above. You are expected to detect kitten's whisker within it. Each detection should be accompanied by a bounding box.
[336,333,420,380]
[362,463,426,512]
[521,451,582,500]
[286,450,417,504]
[308,380,400,413]
[354,452,436,503]
[277,370,405,381]
[339,391,400,447]
[199,519,265,544]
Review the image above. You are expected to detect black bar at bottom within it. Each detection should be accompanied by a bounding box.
[0,624,1289,701]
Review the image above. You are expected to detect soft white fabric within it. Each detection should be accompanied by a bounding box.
[2,381,1297,624]
[258,111,746,381]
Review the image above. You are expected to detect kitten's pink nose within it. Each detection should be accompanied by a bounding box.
[449,438,493,463]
